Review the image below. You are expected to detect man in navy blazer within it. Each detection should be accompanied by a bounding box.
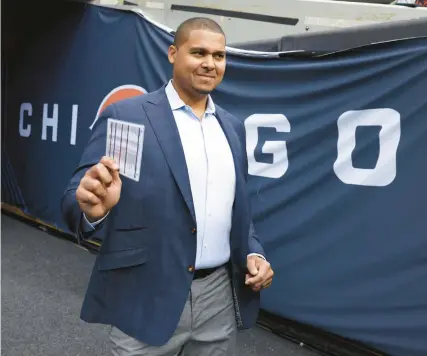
[61,17,274,356]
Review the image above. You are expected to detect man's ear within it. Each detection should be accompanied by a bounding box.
[168,45,177,64]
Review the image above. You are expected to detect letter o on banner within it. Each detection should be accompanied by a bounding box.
[245,114,290,179]
[333,108,401,187]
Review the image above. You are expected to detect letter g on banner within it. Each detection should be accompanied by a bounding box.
[333,108,401,187]
[245,114,290,179]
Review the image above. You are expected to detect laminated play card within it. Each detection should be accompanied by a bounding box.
[106,118,145,182]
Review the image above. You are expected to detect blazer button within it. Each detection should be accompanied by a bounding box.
[188,265,194,272]
[191,228,197,234]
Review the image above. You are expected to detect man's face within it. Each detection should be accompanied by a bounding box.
[168,29,226,96]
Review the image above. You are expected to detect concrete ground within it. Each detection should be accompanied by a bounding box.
[1,213,319,356]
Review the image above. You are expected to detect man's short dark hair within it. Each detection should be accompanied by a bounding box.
[173,17,226,47]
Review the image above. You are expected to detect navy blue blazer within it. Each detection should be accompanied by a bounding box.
[61,85,266,346]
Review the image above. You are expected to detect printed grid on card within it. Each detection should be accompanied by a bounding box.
[106,118,145,182]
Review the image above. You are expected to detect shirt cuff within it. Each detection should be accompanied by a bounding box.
[81,212,109,232]
[248,253,266,261]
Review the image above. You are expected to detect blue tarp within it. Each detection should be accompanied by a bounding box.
[2,4,427,356]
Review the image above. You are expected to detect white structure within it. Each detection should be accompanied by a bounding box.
[94,0,427,44]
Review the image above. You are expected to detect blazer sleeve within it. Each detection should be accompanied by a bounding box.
[60,104,117,243]
[239,120,267,259]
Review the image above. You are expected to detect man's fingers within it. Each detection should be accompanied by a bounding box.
[261,277,273,288]
[77,188,101,205]
[100,156,122,183]
[246,258,258,276]
[245,273,263,286]
[246,261,273,287]
[259,268,274,289]
[248,262,269,283]
[81,177,108,199]
[250,276,273,292]
[110,166,121,183]
[88,162,114,186]
[100,156,119,172]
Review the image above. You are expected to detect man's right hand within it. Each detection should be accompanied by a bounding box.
[76,156,122,222]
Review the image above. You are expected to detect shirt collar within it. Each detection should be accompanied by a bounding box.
[165,80,216,115]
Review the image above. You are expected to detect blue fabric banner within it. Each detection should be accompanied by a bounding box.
[3,5,427,356]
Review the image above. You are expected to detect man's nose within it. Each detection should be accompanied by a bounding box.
[202,55,215,69]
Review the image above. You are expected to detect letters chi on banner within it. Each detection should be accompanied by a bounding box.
[2,4,427,356]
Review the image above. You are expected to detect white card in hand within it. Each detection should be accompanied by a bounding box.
[106,118,145,182]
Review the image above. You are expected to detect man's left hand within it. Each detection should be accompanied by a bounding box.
[245,255,274,292]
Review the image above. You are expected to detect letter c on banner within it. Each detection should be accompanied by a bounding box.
[19,103,32,137]
[245,114,290,179]
[333,108,401,187]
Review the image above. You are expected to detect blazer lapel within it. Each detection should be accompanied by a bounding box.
[214,108,248,252]
[143,89,196,223]
[215,108,245,201]
[215,108,248,251]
